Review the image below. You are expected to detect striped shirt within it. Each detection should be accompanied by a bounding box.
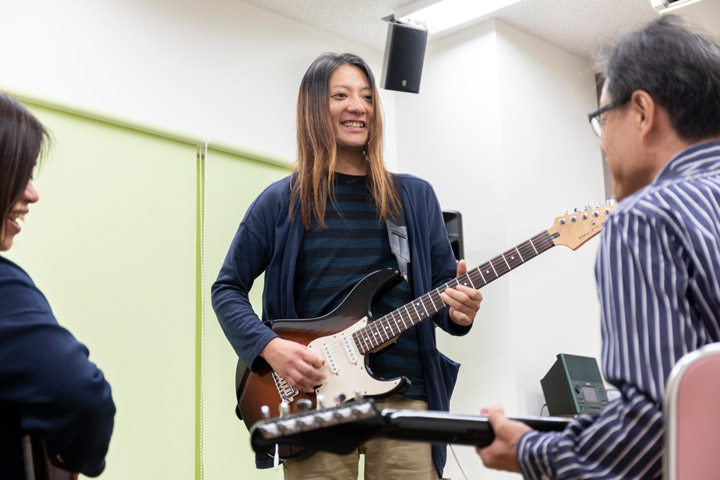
[518,140,720,479]
[294,173,426,400]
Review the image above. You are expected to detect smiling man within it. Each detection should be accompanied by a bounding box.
[212,52,482,479]
[477,15,720,480]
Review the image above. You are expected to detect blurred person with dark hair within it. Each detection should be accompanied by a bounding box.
[0,92,115,478]
[478,15,720,479]
[213,52,482,479]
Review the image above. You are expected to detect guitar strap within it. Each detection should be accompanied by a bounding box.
[387,174,411,282]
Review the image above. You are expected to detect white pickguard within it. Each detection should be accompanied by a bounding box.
[307,317,403,406]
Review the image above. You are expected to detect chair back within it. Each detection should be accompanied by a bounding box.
[664,342,720,480]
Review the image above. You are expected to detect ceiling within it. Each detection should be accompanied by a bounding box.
[241,0,720,60]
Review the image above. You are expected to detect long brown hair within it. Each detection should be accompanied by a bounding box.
[291,52,400,229]
[0,93,48,237]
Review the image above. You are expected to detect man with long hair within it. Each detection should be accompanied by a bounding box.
[478,15,720,479]
[212,52,482,479]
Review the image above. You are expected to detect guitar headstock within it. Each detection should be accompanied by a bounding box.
[249,398,385,456]
[547,201,616,250]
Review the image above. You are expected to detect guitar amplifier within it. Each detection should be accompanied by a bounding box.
[541,353,608,416]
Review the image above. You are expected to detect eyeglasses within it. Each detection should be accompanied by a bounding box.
[588,94,631,137]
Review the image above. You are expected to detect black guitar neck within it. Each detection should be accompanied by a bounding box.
[250,400,570,456]
[381,409,570,446]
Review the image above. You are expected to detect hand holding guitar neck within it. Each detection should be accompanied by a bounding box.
[260,338,326,394]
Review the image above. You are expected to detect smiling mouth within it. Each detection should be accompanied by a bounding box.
[341,121,365,128]
[8,212,26,228]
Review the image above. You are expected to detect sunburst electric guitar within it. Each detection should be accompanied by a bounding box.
[235,203,615,459]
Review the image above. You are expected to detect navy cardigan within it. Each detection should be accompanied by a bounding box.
[212,173,472,475]
[0,256,115,478]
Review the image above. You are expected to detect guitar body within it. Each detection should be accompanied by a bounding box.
[236,268,409,459]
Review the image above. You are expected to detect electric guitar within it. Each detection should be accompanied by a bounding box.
[249,397,570,457]
[236,203,615,459]
[22,435,78,480]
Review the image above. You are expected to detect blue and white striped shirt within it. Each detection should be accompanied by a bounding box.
[518,140,720,479]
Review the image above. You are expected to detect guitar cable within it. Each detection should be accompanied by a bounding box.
[448,444,470,480]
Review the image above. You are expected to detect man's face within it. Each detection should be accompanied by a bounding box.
[598,85,649,202]
[327,64,373,151]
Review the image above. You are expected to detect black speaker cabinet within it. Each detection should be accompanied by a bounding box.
[541,353,608,416]
[381,20,428,94]
[442,210,464,261]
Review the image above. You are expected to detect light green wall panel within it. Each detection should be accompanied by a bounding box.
[7,103,197,479]
[203,149,288,480]
[6,95,291,479]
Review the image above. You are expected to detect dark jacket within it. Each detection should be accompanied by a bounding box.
[212,173,472,475]
[0,256,115,478]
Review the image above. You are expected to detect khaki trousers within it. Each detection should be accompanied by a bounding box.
[283,399,439,480]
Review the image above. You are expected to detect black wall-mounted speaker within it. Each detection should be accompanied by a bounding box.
[442,210,464,261]
[381,20,428,94]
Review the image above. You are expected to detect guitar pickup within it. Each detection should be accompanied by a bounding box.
[341,332,358,364]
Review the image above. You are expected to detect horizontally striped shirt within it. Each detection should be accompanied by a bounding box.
[518,140,720,479]
[294,173,426,400]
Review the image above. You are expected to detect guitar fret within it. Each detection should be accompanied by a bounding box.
[501,253,511,270]
[466,274,476,289]
[404,304,415,325]
[378,320,390,342]
[391,311,402,331]
[353,331,365,353]
[529,237,539,255]
[381,319,394,340]
[489,261,498,278]
[417,298,430,318]
[476,268,487,285]
[429,290,441,311]
[411,301,422,320]
[515,246,524,262]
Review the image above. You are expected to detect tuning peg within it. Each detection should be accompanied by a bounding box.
[279,401,290,418]
[261,405,271,420]
[573,207,578,213]
[606,199,615,206]
[296,398,313,413]
[335,393,347,405]
[564,209,569,215]
[316,394,326,410]
[584,204,591,211]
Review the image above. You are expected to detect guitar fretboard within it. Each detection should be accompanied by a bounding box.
[352,230,555,354]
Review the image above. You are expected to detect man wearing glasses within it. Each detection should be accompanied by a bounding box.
[477,15,720,479]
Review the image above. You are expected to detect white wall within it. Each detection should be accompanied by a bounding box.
[394,19,605,479]
[0,0,398,169]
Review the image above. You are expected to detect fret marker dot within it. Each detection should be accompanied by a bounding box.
[486,270,490,274]
[511,256,515,260]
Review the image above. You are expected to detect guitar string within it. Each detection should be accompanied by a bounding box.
[305,212,611,365]
[307,234,555,366]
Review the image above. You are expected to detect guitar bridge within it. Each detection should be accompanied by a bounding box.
[272,371,299,403]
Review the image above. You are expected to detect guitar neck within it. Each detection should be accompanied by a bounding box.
[250,403,571,455]
[382,409,568,447]
[354,230,555,353]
